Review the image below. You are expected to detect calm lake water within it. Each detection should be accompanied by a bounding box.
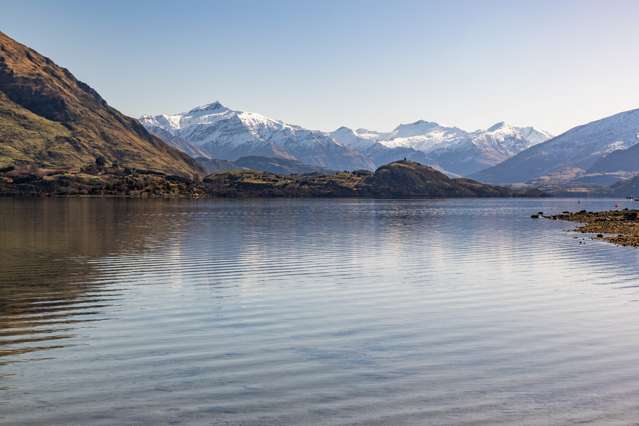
[2,198,639,425]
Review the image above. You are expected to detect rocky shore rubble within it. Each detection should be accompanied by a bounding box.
[537,208,639,247]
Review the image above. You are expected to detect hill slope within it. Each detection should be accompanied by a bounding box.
[473,109,639,184]
[587,142,639,174]
[0,31,200,176]
[359,160,526,197]
[610,175,639,198]
[233,156,333,175]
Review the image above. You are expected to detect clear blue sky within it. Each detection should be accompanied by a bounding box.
[2,0,639,134]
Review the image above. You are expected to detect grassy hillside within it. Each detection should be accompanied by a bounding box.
[0,92,71,168]
[0,31,200,176]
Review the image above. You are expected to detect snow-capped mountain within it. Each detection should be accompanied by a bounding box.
[329,127,380,151]
[141,101,549,176]
[144,125,211,160]
[330,121,551,175]
[328,127,443,172]
[468,122,552,163]
[379,120,469,154]
[140,102,374,171]
[425,122,552,175]
[472,108,639,184]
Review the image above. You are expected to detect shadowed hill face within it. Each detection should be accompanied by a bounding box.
[194,155,334,175]
[611,175,639,198]
[233,156,333,175]
[361,160,515,197]
[0,157,540,198]
[197,160,538,198]
[588,143,639,174]
[0,32,201,177]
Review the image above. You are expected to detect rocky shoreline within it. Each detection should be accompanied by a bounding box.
[539,209,639,247]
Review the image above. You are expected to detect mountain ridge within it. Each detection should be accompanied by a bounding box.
[472,108,639,184]
[0,31,201,177]
[330,121,551,175]
[142,101,549,176]
[140,102,374,171]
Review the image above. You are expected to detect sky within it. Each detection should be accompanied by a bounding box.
[2,0,639,135]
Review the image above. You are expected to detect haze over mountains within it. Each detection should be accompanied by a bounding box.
[142,102,552,176]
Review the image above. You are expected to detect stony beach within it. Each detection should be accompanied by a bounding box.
[541,208,639,247]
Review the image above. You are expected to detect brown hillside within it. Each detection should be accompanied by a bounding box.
[0,31,200,176]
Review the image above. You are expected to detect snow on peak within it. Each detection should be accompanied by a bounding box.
[391,120,443,138]
[139,101,375,170]
[468,123,552,162]
[141,101,330,150]
[188,101,229,114]
[350,119,553,174]
[139,113,182,132]
[139,101,234,133]
[377,120,468,153]
[329,126,381,150]
[139,101,552,176]
[486,121,509,132]
[354,128,385,140]
[333,126,355,135]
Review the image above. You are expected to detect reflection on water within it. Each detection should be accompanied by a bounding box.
[1,198,639,425]
[0,199,190,360]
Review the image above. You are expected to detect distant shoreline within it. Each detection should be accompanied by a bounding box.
[0,160,544,199]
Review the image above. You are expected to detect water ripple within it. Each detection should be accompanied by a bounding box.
[2,198,639,425]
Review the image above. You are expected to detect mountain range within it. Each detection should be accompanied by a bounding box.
[473,108,639,185]
[141,103,552,176]
[330,121,552,175]
[3,29,639,196]
[140,103,374,171]
[140,98,639,190]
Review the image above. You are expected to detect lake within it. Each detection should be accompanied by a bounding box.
[2,198,639,425]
